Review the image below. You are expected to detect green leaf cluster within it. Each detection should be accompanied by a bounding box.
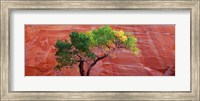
[54,40,76,70]
[89,25,116,47]
[70,32,90,52]
[125,36,139,54]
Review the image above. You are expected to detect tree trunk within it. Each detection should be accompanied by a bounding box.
[78,61,85,76]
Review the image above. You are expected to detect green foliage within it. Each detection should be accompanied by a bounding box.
[70,32,90,52]
[54,40,77,70]
[55,40,72,52]
[54,25,139,70]
[125,36,139,54]
[90,25,116,46]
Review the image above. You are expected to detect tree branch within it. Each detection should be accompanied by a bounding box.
[86,54,109,76]
[75,53,82,59]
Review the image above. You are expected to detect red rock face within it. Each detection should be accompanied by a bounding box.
[25,25,175,76]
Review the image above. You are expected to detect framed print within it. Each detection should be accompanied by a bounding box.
[1,0,199,100]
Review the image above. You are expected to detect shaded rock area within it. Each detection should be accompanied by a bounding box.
[25,25,175,76]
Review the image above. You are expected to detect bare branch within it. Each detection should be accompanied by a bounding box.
[86,54,109,76]
[75,53,82,59]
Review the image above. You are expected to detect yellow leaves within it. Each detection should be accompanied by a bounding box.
[114,30,127,42]
[121,36,127,42]
[115,30,123,37]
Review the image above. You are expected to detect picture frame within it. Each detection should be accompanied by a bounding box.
[1,0,199,100]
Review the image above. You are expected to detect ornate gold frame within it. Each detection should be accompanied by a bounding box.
[1,0,199,100]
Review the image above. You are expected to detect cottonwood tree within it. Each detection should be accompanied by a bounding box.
[54,26,139,76]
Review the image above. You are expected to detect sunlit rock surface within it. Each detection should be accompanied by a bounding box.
[25,25,175,76]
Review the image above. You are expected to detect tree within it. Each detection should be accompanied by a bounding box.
[54,25,139,76]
